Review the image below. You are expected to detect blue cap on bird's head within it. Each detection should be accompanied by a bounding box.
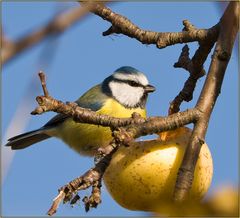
[115,66,139,74]
[102,66,155,109]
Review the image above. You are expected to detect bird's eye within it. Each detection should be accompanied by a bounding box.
[129,81,139,87]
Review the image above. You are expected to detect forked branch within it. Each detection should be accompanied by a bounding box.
[84,2,219,49]
[47,143,117,215]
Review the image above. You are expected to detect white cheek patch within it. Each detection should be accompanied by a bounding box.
[109,81,144,108]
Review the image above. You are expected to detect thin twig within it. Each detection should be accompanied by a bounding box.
[82,179,102,212]
[38,72,49,97]
[47,190,66,216]
[2,4,94,65]
[168,19,217,115]
[47,142,118,215]
[169,41,215,114]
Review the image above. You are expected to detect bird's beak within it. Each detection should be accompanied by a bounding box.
[144,84,156,93]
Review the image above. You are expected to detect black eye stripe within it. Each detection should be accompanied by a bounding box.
[128,81,139,87]
[112,78,144,88]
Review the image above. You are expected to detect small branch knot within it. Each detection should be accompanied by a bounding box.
[217,50,231,61]
[156,37,167,49]
[70,194,80,205]
[182,20,196,31]
[174,44,191,71]
[36,96,44,105]
[198,137,205,145]
[131,112,145,124]
[102,25,121,36]
[113,127,134,146]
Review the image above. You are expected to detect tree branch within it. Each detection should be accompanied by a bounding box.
[169,37,215,114]
[1,4,94,65]
[173,1,239,202]
[47,141,118,216]
[85,2,219,48]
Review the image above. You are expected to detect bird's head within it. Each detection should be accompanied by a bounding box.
[102,66,155,109]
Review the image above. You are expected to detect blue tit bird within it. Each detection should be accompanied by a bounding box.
[6,66,155,156]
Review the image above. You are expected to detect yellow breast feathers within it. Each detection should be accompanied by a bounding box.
[54,98,146,156]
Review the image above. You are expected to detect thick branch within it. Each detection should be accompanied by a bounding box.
[1,4,93,65]
[86,3,219,48]
[117,109,200,143]
[173,1,239,202]
[31,96,146,129]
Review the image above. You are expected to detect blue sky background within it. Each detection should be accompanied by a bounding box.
[2,2,238,216]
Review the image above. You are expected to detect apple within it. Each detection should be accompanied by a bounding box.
[103,127,213,211]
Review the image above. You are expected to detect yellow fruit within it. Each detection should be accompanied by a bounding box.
[103,127,213,211]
